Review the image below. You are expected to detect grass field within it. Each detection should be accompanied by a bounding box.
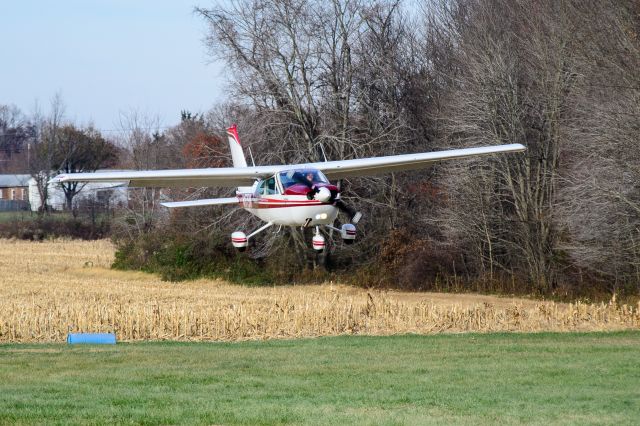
[1,240,639,424]
[0,211,33,223]
[1,332,639,425]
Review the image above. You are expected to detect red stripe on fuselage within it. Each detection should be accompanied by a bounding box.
[237,196,330,209]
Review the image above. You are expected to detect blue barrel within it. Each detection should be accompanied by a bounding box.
[67,333,116,345]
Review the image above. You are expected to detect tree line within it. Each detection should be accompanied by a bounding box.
[188,0,639,296]
[3,0,638,297]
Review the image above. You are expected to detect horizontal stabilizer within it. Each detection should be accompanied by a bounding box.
[161,197,239,208]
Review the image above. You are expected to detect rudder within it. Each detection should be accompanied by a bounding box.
[226,124,248,168]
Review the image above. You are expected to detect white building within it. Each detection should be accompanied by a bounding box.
[28,172,129,212]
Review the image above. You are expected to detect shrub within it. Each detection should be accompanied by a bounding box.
[112,231,278,285]
[0,214,110,240]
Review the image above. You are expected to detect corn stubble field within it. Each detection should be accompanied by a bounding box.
[0,239,638,342]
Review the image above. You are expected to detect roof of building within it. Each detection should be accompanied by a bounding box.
[0,174,31,188]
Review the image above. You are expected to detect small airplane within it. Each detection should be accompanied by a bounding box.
[51,125,525,252]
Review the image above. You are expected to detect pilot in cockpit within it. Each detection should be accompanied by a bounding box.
[304,172,314,184]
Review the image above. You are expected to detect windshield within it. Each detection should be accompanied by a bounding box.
[279,169,329,189]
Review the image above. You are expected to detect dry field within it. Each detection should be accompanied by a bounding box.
[0,239,638,342]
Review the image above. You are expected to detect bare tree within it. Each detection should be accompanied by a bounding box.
[424,0,578,290]
[197,0,327,163]
[29,94,65,213]
[114,111,170,237]
[196,1,426,264]
[559,0,640,288]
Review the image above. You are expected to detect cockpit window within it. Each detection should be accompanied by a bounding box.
[257,176,279,195]
[279,169,329,189]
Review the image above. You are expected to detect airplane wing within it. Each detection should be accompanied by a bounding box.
[49,143,525,187]
[49,166,276,188]
[303,143,526,180]
[161,197,239,208]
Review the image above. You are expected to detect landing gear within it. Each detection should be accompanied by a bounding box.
[309,224,356,268]
[231,231,248,251]
[312,227,325,251]
[230,222,273,252]
[318,223,357,248]
[232,221,356,253]
[340,223,356,244]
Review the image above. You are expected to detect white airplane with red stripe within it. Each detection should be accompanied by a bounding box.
[51,125,525,252]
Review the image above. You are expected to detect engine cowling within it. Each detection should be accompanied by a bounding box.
[231,231,248,251]
[314,186,332,202]
[340,223,356,244]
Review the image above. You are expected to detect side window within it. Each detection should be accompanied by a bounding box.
[256,177,279,195]
[265,177,278,195]
[256,180,266,195]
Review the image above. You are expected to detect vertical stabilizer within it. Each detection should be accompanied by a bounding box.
[226,124,248,168]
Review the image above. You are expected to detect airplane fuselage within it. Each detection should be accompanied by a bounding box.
[238,193,339,226]
[236,171,340,227]
[229,169,350,251]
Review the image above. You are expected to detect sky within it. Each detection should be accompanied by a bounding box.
[0,0,226,132]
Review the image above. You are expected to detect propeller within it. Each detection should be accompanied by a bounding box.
[334,179,362,224]
[335,199,360,223]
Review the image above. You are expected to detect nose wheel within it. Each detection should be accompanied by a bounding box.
[312,227,325,252]
[310,224,357,251]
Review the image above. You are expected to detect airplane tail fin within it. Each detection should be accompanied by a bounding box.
[226,124,248,168]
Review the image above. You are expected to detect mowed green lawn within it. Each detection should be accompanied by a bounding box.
[1,332,639,425]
